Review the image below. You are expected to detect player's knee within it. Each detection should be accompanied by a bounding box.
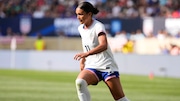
[75,78,87,89]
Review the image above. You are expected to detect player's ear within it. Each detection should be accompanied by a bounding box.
[88,12,93,16]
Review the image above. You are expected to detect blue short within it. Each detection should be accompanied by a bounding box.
[85,68,119,84]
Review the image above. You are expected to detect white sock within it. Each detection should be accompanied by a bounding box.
[116,96,130,101]
[75,79,91,101]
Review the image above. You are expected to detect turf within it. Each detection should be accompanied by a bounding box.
[0,69,180,101]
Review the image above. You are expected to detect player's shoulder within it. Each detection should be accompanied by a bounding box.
[93,20,105,29]
[94,20,104,26]
[78,24,83,28]
[78,24,84,30]
[93,20,105,30]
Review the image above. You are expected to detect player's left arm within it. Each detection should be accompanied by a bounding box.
[87,32,107,55]
[74,32,107,61]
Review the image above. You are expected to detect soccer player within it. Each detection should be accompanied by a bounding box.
[74,1,129,101]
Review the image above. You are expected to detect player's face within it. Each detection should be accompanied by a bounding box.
[76,8,91,24]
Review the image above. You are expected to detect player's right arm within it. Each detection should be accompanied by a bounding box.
[80,57,85,71]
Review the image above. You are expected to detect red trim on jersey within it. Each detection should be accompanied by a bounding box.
[98,32,106,36]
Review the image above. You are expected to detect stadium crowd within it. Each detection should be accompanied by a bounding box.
[0,0,180,18]
[107,29,180,55]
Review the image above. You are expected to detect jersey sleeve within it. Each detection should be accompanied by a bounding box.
[95,22,106,36]
[78,25,82,36]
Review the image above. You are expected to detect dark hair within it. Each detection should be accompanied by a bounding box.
[77,2,99,15]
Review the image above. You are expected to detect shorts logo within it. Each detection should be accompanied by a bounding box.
[106,67,110,69]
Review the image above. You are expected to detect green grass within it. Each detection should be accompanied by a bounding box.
[0,69,180,101]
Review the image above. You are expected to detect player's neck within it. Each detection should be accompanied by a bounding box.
[84,19,93,29]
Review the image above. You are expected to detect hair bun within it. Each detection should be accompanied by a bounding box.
[93,8,99,14]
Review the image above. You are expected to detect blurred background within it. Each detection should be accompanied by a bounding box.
[0,0,180,78]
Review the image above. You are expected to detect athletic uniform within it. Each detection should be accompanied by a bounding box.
[78,19,119,82]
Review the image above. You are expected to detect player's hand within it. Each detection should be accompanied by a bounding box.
[80,64,85,71]
[74,52,89,61]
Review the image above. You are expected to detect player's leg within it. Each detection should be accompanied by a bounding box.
[75,69,99,101]
[105,77,129,101]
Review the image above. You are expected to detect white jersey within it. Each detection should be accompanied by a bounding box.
[78,20,119,72]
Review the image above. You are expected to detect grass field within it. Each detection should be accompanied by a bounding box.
[0,69,180,101]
